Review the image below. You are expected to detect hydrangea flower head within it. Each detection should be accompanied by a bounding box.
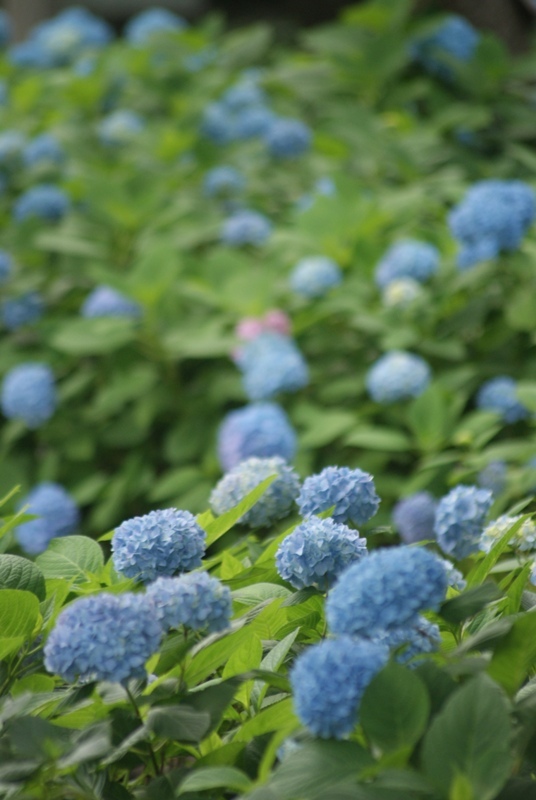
[375,240,439,289]
[2,292,44,330]
[237,332,309,400]
[411,15,480,81]
[265,118,311,159]
[30,7,112,67]
[235,106,275,139]
[201,102,236,145]
[382,278,423,308]
[0,250,12,285]
[276,516,367,590]
[112,509,206,583]
[290,637,389,739]
[476,377,529,424]
[290,256,342,299]
[14,184,70,222]
[8,41,52,69]
[146,572,231,632]
[210,456,300,528]
[0,130,26,166]
[375,617,441,667]
[81,285,141,319]
[1,363,56,427]
[222,81,266,111]
[477,460,507,496]
[326,545,447,637]
[263,309,291,336]
[298,466,380,526]
[15,482,79,555]
[217,402,297,471]
[480,514,536,554]
[393,491,437,544]
[98,110,144,147]
[44,593,162,684]
[221,210,272,246]
[0,10,11,47]
[125,8,187,45]
[434,485,493,559]
[366,351,431,403]
[23,134,64,169]
[440,558,466,591]
[204,166,245,198]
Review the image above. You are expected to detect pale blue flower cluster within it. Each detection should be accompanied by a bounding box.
[98,110,144,147]
[237,332,309,401]
[146,572,231,632]
[392,491,437,544]
[440,558,467,591]
[81,286,142,319]
[44,593,162,684]
[290,637,389,739]
[112,509,206,583]
[210,456,300,528]
[411,15,479,81]
[366,350,431,403]
[204,166,245,198]
[2,292,44,330]
[476,377,529,424]
[1,363,56,427]
[264,118,311,159]
[375,240,439,288]
[289,256,342,299]
[124,8,188,46]
[375,617,441,667]
[0,10,11,47]
[221,209,272,246]
[276,516,367,590]
[0,250,12,284]
[15,482,79,555]
[326,545,447,637]
[14,184,70,222]
[217,402,297,471]
[298,466,380,526]
[201,76,273,144]
[23,133,65,169]
[434,484,493,559]
[480,514,536,554]
[477,460,507,495]
[448,180,536,269]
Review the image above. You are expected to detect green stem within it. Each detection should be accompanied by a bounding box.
[125,686,160,777]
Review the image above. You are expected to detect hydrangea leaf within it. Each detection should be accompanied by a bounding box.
[178,766,252,795]
[36,535,104,581]
[0,555,46,600]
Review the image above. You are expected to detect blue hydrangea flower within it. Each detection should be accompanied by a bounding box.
[44,593,162,684]
[210,456,300,528]
[23,134,64,169]
[0,10,11,47]
[289,256,342,299]
[2,292,44,330]
[14,184,70,222]
[81,286,141,319]
[290,637,389,739]
[449,180,536,269]
[326,545,448,637]
[375,617,441,667]
[203,166,245,198]
[440,558,466,591]
[217,402,297,472]
[264,118,311,159]
[298,466,380,526]
[15,482,79,555]
[434,485,493,559]
[112,509,206,583]
[477,460,507,495]
[221,210,272,246]
[235,106,275,139]
[392,491,437,544]
[146,572,231,632]
[222,81,266,111]
[480,514,536,554]
[201,102,237,145]
[98,110,144,147]
[1,363,56,428]
[276,516,367,590]
[0,250,13,285]
[28,7,112,67]
[375,240,439,289]
[124,8,187,45]
[382,278,423,308]
[8,40,52,69]
[0,130,26,167]
[366,351,431,404]
[411,15,480,81]
[476,377,529,424]
[237,332,309,401]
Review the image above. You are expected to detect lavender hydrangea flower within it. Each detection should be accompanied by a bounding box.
[217,402,297,471]
[203,166,245,198]
[411,15,480,81]
[480,514,536,554]
[221,210,272,246]
[477,460,507,495]
[298,466,380,526]
[375,240,439,288]
[375,617,441,667]
[124,8,187,45]
[276,516,367,590]
[290,637,389,739]
[237,332,309,401]
[326,546,447,637]
[2,292,44,330]
[44,593,162,684]
[112,509,206,583]
[476,377,529,424]
[366,351,431,403]
[98,110,144,147]
[15,482,79,555]
[289,256,342,299]
[146,572,231,632]
[23,134,64,169]
[264,118,311,159]
[0,250,12,284]
[434,485,493,559]
[210,456,300,528]
[14,184,70,222]
[81,286,141,319]
[1,363,56,427]
[392,492,437,544]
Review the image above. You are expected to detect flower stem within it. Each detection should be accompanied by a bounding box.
[125,686,160,777]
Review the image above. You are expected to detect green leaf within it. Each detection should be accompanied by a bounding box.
[232,583,292,606]
[50,318,137,355]
[178,766,252,795]
[36,536,104,581]
[466,516,531,587]
[204,475,277,545]
[0,555,46,601]
[487,612,536,695]
[146,706,211,743]
[421,674,512,800]
[439,583,502,624]
[233,698,298,743]
[360,664,430,753]
[345,426,411,452]
[407,385,450,452]
[0,589,40,659]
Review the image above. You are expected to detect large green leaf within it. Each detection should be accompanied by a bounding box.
[178,766,252,795]
[0,589,40,659]
[487,612,536,695]
[0,555,46,601]
[439,582,502,624]
[36,536,104,581]
[50,318,137,355]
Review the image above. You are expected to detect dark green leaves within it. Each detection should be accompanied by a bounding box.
[0,556,45,601]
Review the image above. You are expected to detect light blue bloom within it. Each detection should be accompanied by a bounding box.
[237,332,309,401]
[0,250,13,285]
[73,55,96,77]
[290,637,389,739]
[221,210,272,246]
[0,130,26,167]
[81,286,141,319]
[203,166,245,198]
[222,82,266,111]
[477,460,507,495]
[276,516,367,590]
[434,485,493,559]
[393,491,437,544]
[411,15,479,81]
[217,402,297,472]
[375,240,439,289]
[290,256,342,299]
[2,292,44,330]
[480,514,536,554]
[1,363,56,428]
[0,10,11,47]
[210,456,300,528]
[44,593,162,684]
[235,106,275,139]
[298,466,380,526]
[19,7,113,69]
[23,134,64,169]
[14,184,70,222]
[265,118,311,159]
[146,572,231,632]
[201,102,237,145]
[124,8,187,45]
[440,558,466,591]
[326,545,447,637]
[366,350,431,403]
[375,617,441,667]
[112,509,206,583]
[476,377,529,424]
[8,40,53,69]
[98,110,144,147]
[382,278,423,308]
[15,482,79,555]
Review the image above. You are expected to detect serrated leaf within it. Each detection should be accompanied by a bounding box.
[36,536,104,581]
[0,555,46,601]
[0,590,40,658]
